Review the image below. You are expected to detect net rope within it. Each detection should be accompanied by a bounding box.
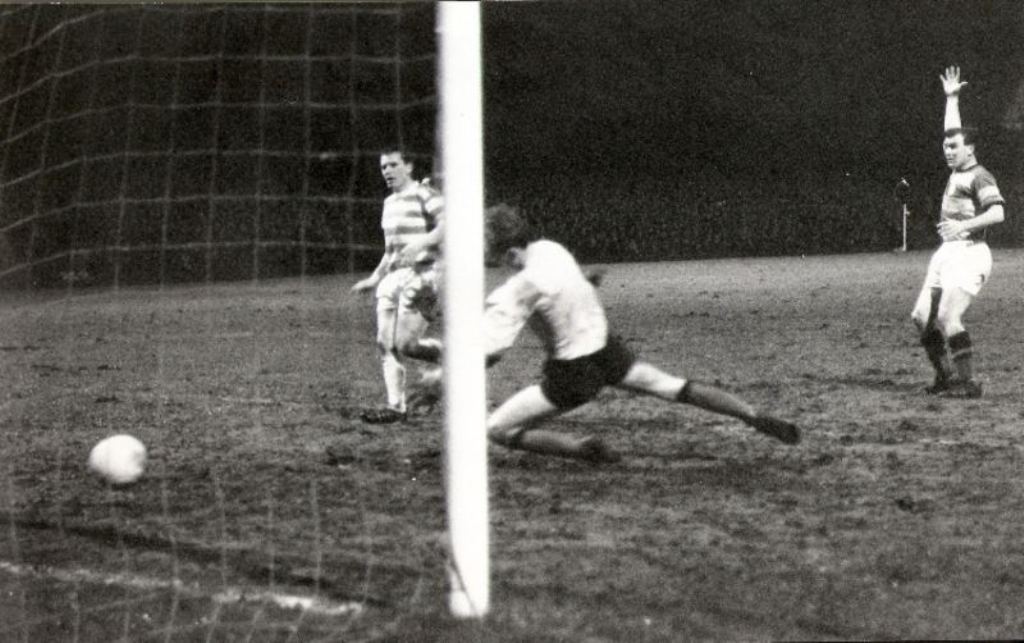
[0,3,436,290]
[0,4,439,641]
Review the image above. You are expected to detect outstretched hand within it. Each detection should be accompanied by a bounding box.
[940,65,967,96]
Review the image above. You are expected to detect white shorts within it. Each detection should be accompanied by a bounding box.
[921,240,992,296]
[375,265,441,319]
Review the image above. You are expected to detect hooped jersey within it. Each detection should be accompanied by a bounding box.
[483,240,608,361]
[381,180,443,271]
[940,163,1004,241]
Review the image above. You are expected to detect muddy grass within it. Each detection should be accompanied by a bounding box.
[1,249,1023,641]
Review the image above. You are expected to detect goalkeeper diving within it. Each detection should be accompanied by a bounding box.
[412,204,801,463]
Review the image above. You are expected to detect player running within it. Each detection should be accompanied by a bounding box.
[412,204,800,463]
[352,149,444,423]
[910,66,1006,398]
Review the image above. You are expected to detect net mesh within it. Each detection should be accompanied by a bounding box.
[0,3,436,290]
[0,4,444,640]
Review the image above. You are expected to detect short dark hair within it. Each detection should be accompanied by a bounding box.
[380,148,411,163]
[944,126,979,147]
[484,203,532,253]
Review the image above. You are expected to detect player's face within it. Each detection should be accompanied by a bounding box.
[943,135,974,170]
[380,153,413,191]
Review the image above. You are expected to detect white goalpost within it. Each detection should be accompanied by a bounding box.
[0,3,492,637]
[437,2,490,619]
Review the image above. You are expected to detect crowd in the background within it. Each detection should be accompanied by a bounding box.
[490,170,1022,264]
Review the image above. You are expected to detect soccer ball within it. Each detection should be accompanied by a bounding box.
[88,434,147,485]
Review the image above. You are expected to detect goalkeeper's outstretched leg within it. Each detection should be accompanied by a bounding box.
[616,362,800,445]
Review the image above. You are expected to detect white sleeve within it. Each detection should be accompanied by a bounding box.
[483,274,540,357]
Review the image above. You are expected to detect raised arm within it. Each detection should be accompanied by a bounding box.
[941,65,967,131]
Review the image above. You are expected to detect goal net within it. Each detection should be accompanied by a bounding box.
[0,3,436,290]
[0,4,476,640]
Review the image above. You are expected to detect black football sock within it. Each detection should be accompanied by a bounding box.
[920,327,951,382]
[948,331,973,383]
[676,380,756,423]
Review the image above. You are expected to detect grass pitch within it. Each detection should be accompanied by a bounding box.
[1,249,1023,641]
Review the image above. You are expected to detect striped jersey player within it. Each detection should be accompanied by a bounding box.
[352,149,444,423]
[910,66,1005,398]
[413,204,800,463]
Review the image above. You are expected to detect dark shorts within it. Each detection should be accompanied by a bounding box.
[540,335,636,410]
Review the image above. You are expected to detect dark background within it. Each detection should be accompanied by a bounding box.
[482,1,1024,261]
[0,2,1021,288]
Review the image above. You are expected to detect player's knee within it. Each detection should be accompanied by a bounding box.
[939,317,965,338]
[933,307,961,337]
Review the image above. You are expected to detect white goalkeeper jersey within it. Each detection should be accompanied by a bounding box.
[484,240,607,360]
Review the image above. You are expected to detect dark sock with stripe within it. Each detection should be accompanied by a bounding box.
[948,331,973,382]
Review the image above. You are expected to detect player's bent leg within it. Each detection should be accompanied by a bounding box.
[921,329,953,394]
[492,427,620,464]
[936,286,970,339]
[912,287,952,393]
[910,285,940,331]
[618,362,798,444]
[487,385,560,437]
[676,380,800,445]
[394,308,442,363]
[936,287,982,398]
[487,386,619,463]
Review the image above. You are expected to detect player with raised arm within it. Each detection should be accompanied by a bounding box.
[910,66,1006,398]
[413,204,800,462]
[352,149,444,423]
